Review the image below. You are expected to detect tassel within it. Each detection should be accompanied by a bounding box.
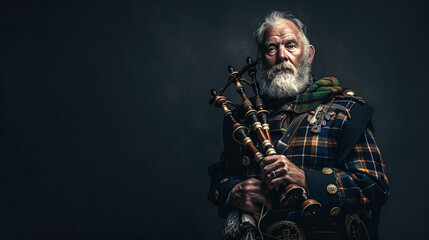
[223,210,242,240]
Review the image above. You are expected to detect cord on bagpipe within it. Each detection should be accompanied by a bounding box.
[210,57,321,239]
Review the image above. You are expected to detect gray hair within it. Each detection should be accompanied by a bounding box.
[255,11,311,61]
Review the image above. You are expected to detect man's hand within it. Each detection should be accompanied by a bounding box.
[229,178,272,213]
[260,155,307,190]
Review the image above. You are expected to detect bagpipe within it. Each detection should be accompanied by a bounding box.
[209,57,322,236]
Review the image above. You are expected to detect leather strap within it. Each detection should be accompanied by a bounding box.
[274,113,308,155]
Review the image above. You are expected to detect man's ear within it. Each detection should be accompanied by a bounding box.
[308,45,315,64]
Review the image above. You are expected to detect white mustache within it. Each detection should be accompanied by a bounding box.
[271,61,296,75]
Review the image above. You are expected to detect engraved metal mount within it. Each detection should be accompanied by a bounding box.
[309,105,334,134]
[266,220,305,240]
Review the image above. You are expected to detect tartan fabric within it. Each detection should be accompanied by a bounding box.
[335,128,389,212]
[207,96,389,219]
[268,97,389,214]
[295,77,344,113]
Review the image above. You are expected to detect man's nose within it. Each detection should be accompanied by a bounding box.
[277,45,288,62]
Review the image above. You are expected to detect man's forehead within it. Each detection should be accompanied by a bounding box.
[264,20,301,43]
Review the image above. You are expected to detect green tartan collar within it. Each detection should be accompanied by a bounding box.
[294,77,343,113]
[264,77,343,114]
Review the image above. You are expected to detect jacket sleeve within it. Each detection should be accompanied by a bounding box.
[304,101,389,216]
[207,152,244,217]
[336,127,389,212]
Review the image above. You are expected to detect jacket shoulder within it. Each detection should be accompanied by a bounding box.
[330,89,374,118]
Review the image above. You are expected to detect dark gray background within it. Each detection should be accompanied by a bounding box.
[1,0,428,239]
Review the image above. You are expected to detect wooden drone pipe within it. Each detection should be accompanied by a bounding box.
[246,57,272,145]
[210,90,264,163]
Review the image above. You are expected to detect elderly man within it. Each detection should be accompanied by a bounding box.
[207,11,389,240]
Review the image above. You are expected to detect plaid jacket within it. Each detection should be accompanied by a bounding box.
[207,94,389,238]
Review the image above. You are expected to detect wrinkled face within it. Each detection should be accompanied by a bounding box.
[263,19,314,70]
[259,19,315,99]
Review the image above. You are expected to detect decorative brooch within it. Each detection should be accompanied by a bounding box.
[309,105,334,133]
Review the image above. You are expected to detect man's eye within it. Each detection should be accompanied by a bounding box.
[267,47,277,53]
[286,44,296,49]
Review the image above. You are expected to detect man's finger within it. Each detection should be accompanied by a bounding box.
[268,176,289,190]
[252,194,272,210]
[261,161,285,181]
[243,202,262,214]
[248,185,267,196]
[260,155,279,169]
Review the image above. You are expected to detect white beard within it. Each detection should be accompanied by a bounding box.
[260,60,311,99]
